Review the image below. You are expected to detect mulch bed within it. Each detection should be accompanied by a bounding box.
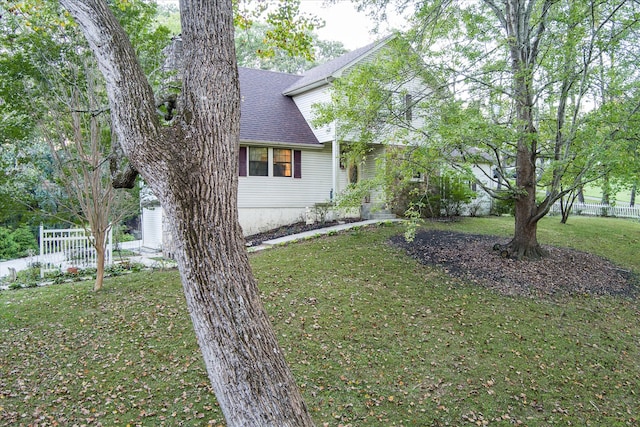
[245,219,362,247]
[390,229,638,299]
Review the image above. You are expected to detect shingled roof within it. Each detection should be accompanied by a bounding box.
[283,35,394,96]
[239,68,320,146]
[163,35,393,146]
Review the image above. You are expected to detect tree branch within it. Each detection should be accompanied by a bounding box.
[59,0,161,178]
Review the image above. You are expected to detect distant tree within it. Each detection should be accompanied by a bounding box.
[1,0,166,287]
[41,54,137,291]
[236,22,346,73]
[0,225,38,260]
[0,142,59,228]
[155,1,346,74]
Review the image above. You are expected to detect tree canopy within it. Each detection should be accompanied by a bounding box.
[319,0,640,257]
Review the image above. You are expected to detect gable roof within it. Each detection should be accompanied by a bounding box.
[239,67,320,146]
[283,34,395,96]
[163,35,395,147]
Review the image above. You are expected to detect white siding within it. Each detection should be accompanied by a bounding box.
[238,145,333,209]
[291,87,335,143]
[467,163,495,216]
[363,145,386,204]
[240,208,308,235]
[142,207,163,250]
[336,164,350,195]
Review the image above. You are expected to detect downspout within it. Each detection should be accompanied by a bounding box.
[332,126,338,202]
[327,76,338,202]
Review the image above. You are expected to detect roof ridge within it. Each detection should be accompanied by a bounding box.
[283,34,395,95]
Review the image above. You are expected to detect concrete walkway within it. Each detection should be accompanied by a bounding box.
[0,219,400,279]
[248,219,399,251]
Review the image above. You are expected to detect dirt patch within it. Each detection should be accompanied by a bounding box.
[390,229,638,299]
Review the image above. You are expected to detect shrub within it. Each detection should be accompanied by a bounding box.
[0,226,38,260]
[437,172,476,217]
[0,227,20,260]
[11,226,38,256]
[491,192,516,216]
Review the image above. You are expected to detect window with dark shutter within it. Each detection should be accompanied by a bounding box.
[404,94,413,121]
[294,150,302,179]
[273,149,292,177]
[239,146,247,176]
[249,147,268,176]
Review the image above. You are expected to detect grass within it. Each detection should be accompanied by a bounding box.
[0,217,639,426]
[581,184,633,205]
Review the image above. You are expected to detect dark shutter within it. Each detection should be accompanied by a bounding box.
[239,146,247,176]
[294,150,302,179]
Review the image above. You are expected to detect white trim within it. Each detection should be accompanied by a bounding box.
[332,136,339,200]
[240,139,324,149]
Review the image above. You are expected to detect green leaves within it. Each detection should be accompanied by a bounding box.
[235,21,347,74]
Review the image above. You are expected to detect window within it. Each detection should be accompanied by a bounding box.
[404,93,413,121]
[240,146,302,178]
[411,171,423,182]
[249,147,268,176]
[273,149,292,177]
[293,150,302,179]
[379,91,413,122]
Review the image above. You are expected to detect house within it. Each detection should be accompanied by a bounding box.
[141,36,496,252]
[141,36,395,251]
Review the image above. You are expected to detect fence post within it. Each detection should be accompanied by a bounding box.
[108,225,113,268]
[39,224,44,278]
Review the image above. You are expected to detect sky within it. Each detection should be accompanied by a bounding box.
[155,0,409,51]
[297,1,408,50]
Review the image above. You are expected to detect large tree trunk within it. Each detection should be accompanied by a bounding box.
[60,0,314,425]
[508,138,547,258]
[500,0,550,259]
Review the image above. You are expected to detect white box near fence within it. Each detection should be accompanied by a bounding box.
[39,226,112,278]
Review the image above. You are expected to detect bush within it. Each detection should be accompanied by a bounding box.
[0,228,19,260]
[0,226,38,260]
[491,193,516,216]
[390,183,435,219]
[437,172,476,217]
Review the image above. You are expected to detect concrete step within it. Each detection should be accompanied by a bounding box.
[370,211,396,220]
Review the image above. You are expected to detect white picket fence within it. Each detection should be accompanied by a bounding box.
[550,202,640,219]
[39,226,113,278]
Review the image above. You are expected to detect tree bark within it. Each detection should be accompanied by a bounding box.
[59,0,314,425]
[498,0,552,259]
[94,242,105,291]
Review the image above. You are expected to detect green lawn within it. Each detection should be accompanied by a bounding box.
[581,184,633,205]
[0,217,638,426]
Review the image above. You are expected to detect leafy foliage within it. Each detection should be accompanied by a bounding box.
[236,21,347,73]
[0,225,37,260]
[319,1,640,253]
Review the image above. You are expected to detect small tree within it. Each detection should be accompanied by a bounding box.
[2,0,169,289]
[437,170,477,217]
[42,61,134,291]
